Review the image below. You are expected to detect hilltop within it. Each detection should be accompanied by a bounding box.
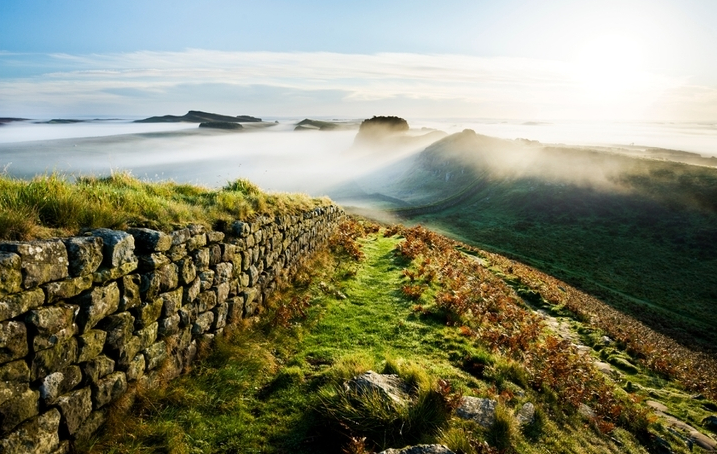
[135,110,262,123]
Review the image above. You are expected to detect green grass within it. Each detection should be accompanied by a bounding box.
[80,230,698,454]
[0,172,329,240]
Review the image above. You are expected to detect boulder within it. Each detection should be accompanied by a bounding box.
[456,396,497,428]
[127,228,171,253]
[344,371,409,405]
[0,240,68,289]
[89,229,135,268]
[516,402,535,426]
[62,236,103,277]
[0,409,61,454]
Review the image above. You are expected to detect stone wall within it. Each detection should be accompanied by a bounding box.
[0,205,342,453]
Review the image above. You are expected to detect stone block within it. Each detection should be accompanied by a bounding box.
[0,320,28,364]
[232,221,251,237]
[42,275,93,303]
[55,386,92,436]
[192,248,210,271]
[97,312,134,350]
[0,240,68,289]
[76,329,106,363]
[214,262,233,284]
[0,252,22,295]
[73,408,107,442]
[239,272,250,287]
[192,311,214,336]
[187,224,205,236]
[212,302,228,330]
[25,304,77,351]
[126,353,145,381]
[30,337,78,381]
[208,244,222,266]
[215,282,230,305]
[62,236,103,278]
[220,243,235,263]
[137,252,170,271]
[177,257,196,285]
[157,263,179,292]
[207,231,224,243]
[92,258,138,285]
[74,282,120,333]
[109,335,141,370]
[127,227,171,253]
[80,355,115,386]
[170,228,190,246]
[166,243,187,261]
[240,250,251,271]
[183,277,201,304]
[243,287,259,317]
[160,288,183,317]
[0,383,39,435]
[248,265,259,286]
[135,322,158,350]
[0,288,46,323]
[196,291,217,313]
[0,408,61,454]
[187,233,207,251]
[245,234,255,248]
[132,297,163,330]
[226,296,244,324]
[39,365,81,406]
[89,229,135,268]
[118,273,141,311]
[199,270,214,291]
[158,314,180,338]
[0,359,30,383]
[178,303,197,328]
[92,371,127,409]
[143,341,167,371]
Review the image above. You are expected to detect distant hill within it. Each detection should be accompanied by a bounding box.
[294,118,361,131]
[135,110,261,123]
[0,118,29,124]
[354,115,409,144]
[198,121,243,130]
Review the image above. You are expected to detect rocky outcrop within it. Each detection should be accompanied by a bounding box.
[0,205,342,450]
[378,445,455,454]
[344,371,409,405]
[455,396,497,428]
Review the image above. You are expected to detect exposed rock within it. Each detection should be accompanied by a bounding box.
[378,445,455,454]
[92,259,138,285]
[0,320,29,363]
[62,237,103,277]
[183,277,201,303]
[160,288,183,316]
[215,282,230,304]
[212,302,228,330]
[0,240,68,289]
[199,121,243,130]
[0,408,61,454]
[55,387,92,436]
[92,371,127,409]
[214,262,233,284]
[0,288,46,322]
[207,231,225,243]
[196,291,217,312]
[516,402,535,426]
[158,314,180,338]
[0,252,22,295]
[243,287,259,316]
[25,304,78,351]
[199,270,215,290]
[226,296,245,324]
[187,234,207,251]
[89,229,135,268]
[74,282,120,333]
[345,371,409,405]
[177,257,197,285]
[456,396,497,428]
[137,253,171,271]
[127,228,171,253]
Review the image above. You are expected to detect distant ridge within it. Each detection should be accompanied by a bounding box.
[135,110,261,123]
[0,118,29,124]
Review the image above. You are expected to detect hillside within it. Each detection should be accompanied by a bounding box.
[329,130,717,353]
[82,220,717,453]
[135,110,261,123]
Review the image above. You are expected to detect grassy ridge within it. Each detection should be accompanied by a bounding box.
[0,172,329,240]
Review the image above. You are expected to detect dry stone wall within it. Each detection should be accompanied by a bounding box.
[0,205,342,454]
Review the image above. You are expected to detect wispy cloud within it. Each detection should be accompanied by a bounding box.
[0,49,712,121]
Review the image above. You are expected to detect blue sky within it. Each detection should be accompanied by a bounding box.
[1,0,716,120]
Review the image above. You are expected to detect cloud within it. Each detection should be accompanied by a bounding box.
[0,49,713,121]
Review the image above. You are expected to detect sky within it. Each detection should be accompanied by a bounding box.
[1,0,717,121]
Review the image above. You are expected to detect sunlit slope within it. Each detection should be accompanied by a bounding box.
[347,130,717,351]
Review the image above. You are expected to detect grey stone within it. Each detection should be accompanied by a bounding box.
[345,371,409,405]
[135,322,158,350]
[92,371,127,409]
[192,311,214,336]
[62,236,103,277]
[42,275,93,303]
[160,288,183,317]
[208,244,222,266]
[196,291,217,313]
[25,304,77,351]
[379,445,455,454]
[0,383,39,434]
[243,287,259,317]
[97,312,134,350]
[192,248,210,271]
[80,355,115,385]
[226,296,244,324]
[89,228,135,268]
[30,337,78,381]
[240,251,251,271]
[0,320,29,363]
[183,277,201,303]
[140,263,178,299]
[127,228,171,253]
[212,302,228,330]
[0,408,61,454]
[220,243,236,263]
[133,297,163,329]
[74,282,120,333]
[248,265,259,286]
[214,262,233,284]
[456,396,497,428]
[516,402,536,426]
[143,341,167,371]
[177,257,196,285]
[187,233,207,251]
[92,259,138,285]
[245,234,255,248]
[137,252,170,271]
[0,240,68,289]
[170,228,190,246]
[232,221,251,237]
[39,365,81,406]
[199,270,214,290]
[206,231,224,243]
[76,329,106,363]
[0,288,46,323]
[187,224,205,236]
[126,353,145,381]
[166,243,187,261]
[55,386,92,436]
[111,335,141,369]
[0,359,30,383]
[215,282,230,305]
[0,252,22,295]
[118,274,141,311]
[73,408,107,442]
[178,303,197,328]
[158,314,181,338]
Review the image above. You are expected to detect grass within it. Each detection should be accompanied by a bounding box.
[79,222,706,454]
[0,172,330,240]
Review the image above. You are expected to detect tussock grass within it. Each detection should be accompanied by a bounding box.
[0,171,329,240]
